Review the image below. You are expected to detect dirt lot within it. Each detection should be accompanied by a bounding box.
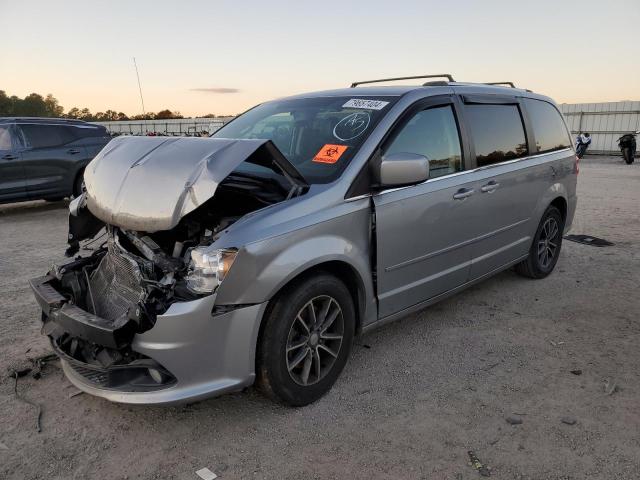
[1,155,639,480]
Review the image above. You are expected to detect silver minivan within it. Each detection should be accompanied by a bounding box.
[30,75,577,406]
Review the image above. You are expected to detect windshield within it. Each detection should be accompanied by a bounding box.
[212,96,398,183]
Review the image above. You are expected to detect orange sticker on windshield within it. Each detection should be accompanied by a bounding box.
[313,144,348,164]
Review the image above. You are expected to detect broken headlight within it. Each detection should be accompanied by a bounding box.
[185,247,238,294]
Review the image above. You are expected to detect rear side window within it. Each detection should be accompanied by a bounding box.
[70,125,107,139]
[20,124,75,148]
[524,99,571,153]
[0,126,12,150]
[465,104,528,167]
[385,105,462,178]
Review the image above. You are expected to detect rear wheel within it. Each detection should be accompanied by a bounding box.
[515,206,564,279]
[256,273,355,406]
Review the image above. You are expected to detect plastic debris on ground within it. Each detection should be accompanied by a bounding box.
[564,234,614,247]
[604,379,619,395]
[195,467,218,480]
[468,450,491,477]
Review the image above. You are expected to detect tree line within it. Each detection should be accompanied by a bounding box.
[0,90,222,121]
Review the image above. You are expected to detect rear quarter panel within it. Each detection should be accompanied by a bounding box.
[533,148,577,233]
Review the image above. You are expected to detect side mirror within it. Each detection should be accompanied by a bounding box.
[379,152,430,187]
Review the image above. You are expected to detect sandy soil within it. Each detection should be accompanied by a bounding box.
[0,155,639,479]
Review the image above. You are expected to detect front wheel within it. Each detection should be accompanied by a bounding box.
[73,171,86,198]
[515,206,564,279]
[256,273,355,406]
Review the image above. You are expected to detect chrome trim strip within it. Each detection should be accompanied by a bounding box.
[344,147,572,203]
[384,218,530,272]
[376,148,572,197]
[344,193,371,203]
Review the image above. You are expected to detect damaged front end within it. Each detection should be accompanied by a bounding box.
[31,230,178,391]
[30,136,306,397]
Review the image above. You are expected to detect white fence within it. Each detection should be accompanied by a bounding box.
[559,101,640,155]
[93,117,234,136]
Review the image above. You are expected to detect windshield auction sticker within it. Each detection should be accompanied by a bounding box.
[313,144,348,164]
[342,98,389,110]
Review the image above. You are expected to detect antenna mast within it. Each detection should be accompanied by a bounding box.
[133,57,147,131]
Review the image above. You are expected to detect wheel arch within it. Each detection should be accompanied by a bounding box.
[261,259,369,336]
[534,182,569,228]
[549,195,567,222]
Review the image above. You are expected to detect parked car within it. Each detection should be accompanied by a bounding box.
[30,75,577,406]
[0,117,111,204]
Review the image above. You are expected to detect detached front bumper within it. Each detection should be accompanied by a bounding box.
[30,275,267,405]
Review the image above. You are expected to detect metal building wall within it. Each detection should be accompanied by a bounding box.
[559,101,640,155]
[93,117,234,135]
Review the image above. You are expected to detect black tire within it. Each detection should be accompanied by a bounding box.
[256,273,355,406]
[73,170,86,198]
[515,206,564,279]
[623,147,634,164]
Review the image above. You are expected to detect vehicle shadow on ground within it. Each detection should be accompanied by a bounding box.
[88,267,521,423]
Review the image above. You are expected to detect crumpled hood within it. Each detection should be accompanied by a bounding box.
[84,136,285,232]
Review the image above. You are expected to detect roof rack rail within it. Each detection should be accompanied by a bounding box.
[350,74,455,88]
[484,82,516,88]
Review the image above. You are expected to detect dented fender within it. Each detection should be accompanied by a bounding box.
[214,198,378,327]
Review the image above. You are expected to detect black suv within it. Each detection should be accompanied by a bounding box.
[0,117,111,204]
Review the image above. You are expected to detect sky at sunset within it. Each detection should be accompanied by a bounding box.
[1,0,638,117]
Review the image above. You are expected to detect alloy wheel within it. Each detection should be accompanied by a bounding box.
[286,295,344,386]
[537,217,560,269]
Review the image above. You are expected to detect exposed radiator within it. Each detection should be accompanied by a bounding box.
[87,238,146,322]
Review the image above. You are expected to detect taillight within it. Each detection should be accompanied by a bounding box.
[574,155,580,174]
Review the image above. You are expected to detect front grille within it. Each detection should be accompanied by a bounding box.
[87,239,146,321]
[69,363,109,386]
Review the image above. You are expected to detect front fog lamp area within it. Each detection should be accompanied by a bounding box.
[185,247,238,294]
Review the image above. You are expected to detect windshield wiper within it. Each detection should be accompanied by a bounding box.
[222,171,289,203]
[247,141,308,192]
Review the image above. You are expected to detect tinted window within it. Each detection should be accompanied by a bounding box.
[20,124,75,148]
[70,124,108,139]
[0,126,12,150]
[465,104,528,167]
[524,99,571,153]
[213,96,398,184]
[385,105,462,178]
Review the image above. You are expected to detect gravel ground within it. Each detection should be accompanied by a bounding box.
[1,155,639,480]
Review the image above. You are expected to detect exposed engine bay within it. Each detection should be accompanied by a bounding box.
[32,137,307,378]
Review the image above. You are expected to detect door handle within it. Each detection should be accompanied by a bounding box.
[1,154,17,160]
[67,148,80,154]
[453,188,474,200]
[480,181,500,193]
